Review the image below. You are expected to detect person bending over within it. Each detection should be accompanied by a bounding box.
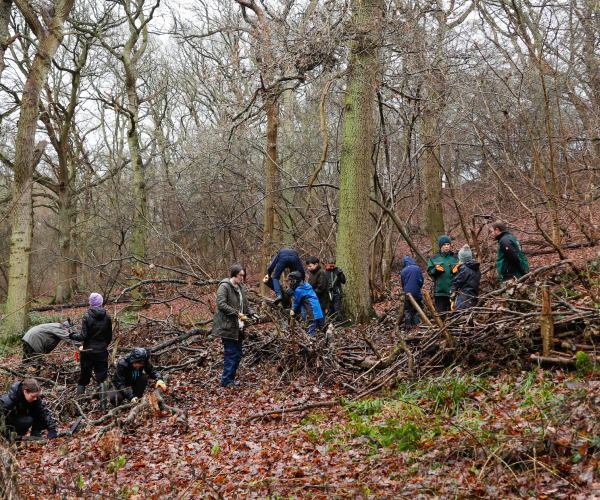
[0,378,57,441]
[288,271,324,336]
[22,320,79,366]
[109,348,166,407]
[266,248,305,305]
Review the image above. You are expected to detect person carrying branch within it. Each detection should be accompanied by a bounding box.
[212,265,257,388]
[288,271,324,336]
[451,245,481,313]
[306,255,330,317]
[427,235,459,315]
[108,348,166,407]
[69,293,112,410]
[265,248,305,305]
[490,220,529,282]
[401,256,424,328]
[325,257,346,323]
[21,320,80,367]
[0,379,57,441]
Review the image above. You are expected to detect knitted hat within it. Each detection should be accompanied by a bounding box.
[458,244,473,262]
[89,292,103,308]
[438,235,451,249]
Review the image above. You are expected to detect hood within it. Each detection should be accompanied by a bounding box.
[402,256,416,268]
[87,307,107,320]
[464,259,480,271]
[129,348,148,364]
[297,282,312,292]
[310,265,322,274]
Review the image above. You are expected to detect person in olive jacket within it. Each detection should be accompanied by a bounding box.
[451,245,481,313]
[109,348,166,407]
[69,293,112,409]
[1,379,57,441]
[427,235,459,315]
[211,265,256,388]
[306,255,330,316]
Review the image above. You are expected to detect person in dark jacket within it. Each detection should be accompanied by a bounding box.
[211,265,256,388]
[288,271,324,336]
[451,245,481,313]
[266,248,305,304]
[491,220,529,282]
[306,256,330,316]
[427,235,459,316]
[401,256,424,328]
[69,293,112,409]
[325,257,346,322]
[22,320,79,366]
[108,348,166,407]
[0,379,57,441]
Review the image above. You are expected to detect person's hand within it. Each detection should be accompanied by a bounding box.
[155,380,167,392]
[68,332,75,339]
[435,264,444,272]
[47,430,58,439]
[130,397,139,404]
[263,275,269,283]
[239,314,248,322]
[290,310,295,317]
[452,264,459,274]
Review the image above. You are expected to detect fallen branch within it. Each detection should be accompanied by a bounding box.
[245,399,340,421]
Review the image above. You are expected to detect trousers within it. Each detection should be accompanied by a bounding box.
[109,374,148,407]
[78,349,109,385]
[221,338,243,386]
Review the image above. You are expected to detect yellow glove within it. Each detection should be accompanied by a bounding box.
[263,275,269,283]
[290,310,295,317]
[155,380,167,392]
[435,264,444,272]
[130,397,139,404]
[452,264,459,274]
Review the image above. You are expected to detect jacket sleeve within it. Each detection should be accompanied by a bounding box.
[338,271,346,285]
[401,270,406,289]
[70,315,88,342]
[292,290,301,314]
[35,399,56,434]
[500,234,522,267]
[144,360,162,381]
[105,315,113,346]
[0,393,16,417]
[427,258,440,277]
[216,283,238,317]
[418,268,424,287]
[267,254,278,275]
[451,266,467,294]
[242,289,254,316]
[312,271,328,296]
[113,361,134,400]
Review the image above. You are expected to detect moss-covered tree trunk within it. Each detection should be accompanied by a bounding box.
[4,0,75,338]
[422,109,445,251]
[0,0,11,81]
[337,0,382,324]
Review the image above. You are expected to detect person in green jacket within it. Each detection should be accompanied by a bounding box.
[490,220,529,282]
[427,235,459,315]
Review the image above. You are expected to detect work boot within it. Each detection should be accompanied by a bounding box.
[99,382,108,410]
[273,295,283,305]
[76,385,86,398]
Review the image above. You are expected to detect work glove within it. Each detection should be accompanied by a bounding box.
[290,310,296,317]
[68,332,75,340]
[239,314,248,322]
[47,430,58,439]
[130,397,139,404]
[263,275,269,283]
[155,380,167,392]
[435,265,444,272]
[452,264,459,274]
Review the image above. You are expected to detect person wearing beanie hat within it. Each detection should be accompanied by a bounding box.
[457,244,472,263]
[451,246,481,313]
[427,235,459,315]
[69,292,113,409]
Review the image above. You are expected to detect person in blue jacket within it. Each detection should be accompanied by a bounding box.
[266,248,305,304]
[401,256,424,329]
[287,271,324,336]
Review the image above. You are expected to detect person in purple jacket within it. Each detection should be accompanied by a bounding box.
[401,256,424,329]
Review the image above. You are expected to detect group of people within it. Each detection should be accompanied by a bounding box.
[1,220,528,439]
[401,220,529,328]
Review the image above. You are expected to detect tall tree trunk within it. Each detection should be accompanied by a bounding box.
[4,0,75,338]
[53,187,75,303]
[422,109,445,252]
[337,0,382,324]
[281,85,295,244]
[0,0,11,81]
[259,94,280,296]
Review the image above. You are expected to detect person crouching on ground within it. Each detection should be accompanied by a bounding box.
[451,245,481,313]
[288,271,324,336]
[0,378,57,441]
[109,348,166,407]
[212,265,256,388]
[401,256,424,329]
[69,292,112,410]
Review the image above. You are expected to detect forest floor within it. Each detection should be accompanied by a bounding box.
[3,243,600,499]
